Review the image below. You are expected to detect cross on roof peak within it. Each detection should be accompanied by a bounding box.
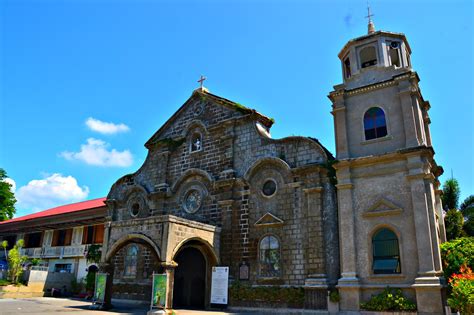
[365,1,376,34]
[197,75,207,89]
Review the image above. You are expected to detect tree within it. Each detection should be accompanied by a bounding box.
[1,240,7,260]
[460,195,474,236]
[442,178,461,211]
[445,209,465,241]
[7,239,27,284]
[0,168,16,221]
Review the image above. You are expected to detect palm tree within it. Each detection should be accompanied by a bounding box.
[441,178,460,210]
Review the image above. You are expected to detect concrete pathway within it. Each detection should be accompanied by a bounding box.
[0,297,327,315]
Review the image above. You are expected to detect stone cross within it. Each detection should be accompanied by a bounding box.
[197,75,206,89]
[365,1,375,34]
[365,1,374,22]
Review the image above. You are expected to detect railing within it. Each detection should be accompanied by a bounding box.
[20,247,43,258]
[18,244,100,259]
[43,244,87,258]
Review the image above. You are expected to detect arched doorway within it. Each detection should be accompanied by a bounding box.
[173,247,206,309]
[104,235,162,303]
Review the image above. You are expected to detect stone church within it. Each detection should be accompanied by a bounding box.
[100,22,446,314]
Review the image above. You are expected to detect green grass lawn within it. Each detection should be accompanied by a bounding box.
[0,279,11,286]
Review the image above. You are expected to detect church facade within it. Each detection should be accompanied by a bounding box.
[102,88,340,309]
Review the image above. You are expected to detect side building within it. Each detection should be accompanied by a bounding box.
[0,198,107,283]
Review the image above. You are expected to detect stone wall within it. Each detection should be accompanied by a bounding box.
[111,242,161,301]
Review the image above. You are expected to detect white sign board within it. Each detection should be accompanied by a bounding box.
[210,266,229,305]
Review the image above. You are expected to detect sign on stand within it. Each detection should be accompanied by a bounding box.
[150,273,167,311]
[93,273,107,305]
[210,266,229,305]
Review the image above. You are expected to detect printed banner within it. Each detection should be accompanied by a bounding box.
[211,266,229,305]
[152,273,167,308]
[94,273,107,303]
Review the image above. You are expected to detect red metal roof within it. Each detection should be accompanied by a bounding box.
[0,197,107,225]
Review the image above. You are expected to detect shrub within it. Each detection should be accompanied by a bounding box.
[329,289,340,303]
[360,287,416,311]
[440,237,474,280]
[447,266,474,314]
[71,277,84,294]
[85,270,96,292]
[229,281,304,306]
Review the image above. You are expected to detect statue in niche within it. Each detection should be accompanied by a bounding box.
[191,134,202,152]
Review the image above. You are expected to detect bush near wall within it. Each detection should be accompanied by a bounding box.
[360,288,416,312]
[229,281,305,308]
[440,237,474,279]
[447,266,474,315]
[441,237,474,314]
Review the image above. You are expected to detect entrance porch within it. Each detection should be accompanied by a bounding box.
[101,215,221,312]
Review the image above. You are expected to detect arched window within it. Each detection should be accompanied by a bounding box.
[372,228,400,274]
[364,107,387,140]
[344,56,351,79]
[360,46,377,68]
[259,235,280,277]
[124,244,138,277]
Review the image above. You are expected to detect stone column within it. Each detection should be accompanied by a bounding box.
[424,176,443,273]
[162,261,178,315]
[99,262,114,310]
[398,80,420,148]
[406,168,444,314]
[434,189,447,243]
[334,164,360,311]
[330,93,349,159]
[100,221,112,263]
[407,174,436,276]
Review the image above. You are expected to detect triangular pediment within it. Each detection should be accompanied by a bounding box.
[363,198,403,218]
[255,212,284,227]
[145,89,273,148]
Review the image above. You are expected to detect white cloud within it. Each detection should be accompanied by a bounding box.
[85,117,130,134]
[61,138,133,167]
[15,173,89,212]
[3,178,16,192]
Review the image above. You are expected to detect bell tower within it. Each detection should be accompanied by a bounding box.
[329,17,446,314]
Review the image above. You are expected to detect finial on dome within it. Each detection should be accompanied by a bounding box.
[365,1,375,34]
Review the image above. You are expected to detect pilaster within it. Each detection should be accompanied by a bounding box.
[334,165,360,311]
[162,261,178,314]
[424,176,443,274]
[99,262,114,310]
[397,80,420,148]
[406,155,444,315]
[330,93,350,159]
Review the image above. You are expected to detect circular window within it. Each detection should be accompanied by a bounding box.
[183,189,203,213]
[262,179,277,197]
[127,194,146,218]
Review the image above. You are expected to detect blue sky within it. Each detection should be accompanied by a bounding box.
[0,0,472,217]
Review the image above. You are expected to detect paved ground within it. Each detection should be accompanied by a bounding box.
[0,297,243,315]
[0,297,325,315]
